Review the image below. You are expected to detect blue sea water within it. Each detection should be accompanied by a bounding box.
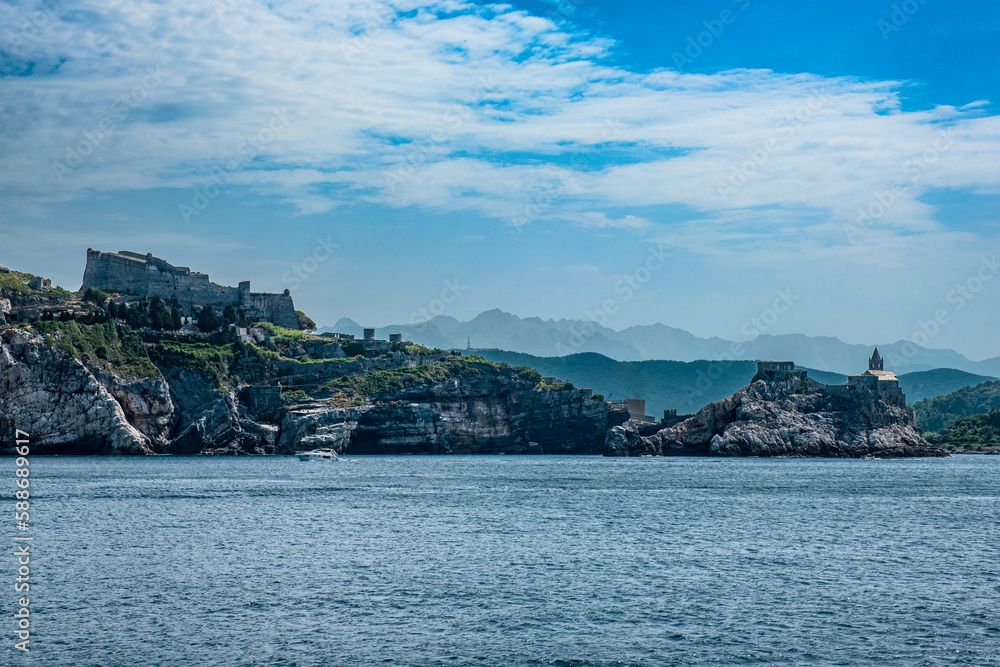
[4,455,1000,666]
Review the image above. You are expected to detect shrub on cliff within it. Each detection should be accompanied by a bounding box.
[256,321,308,344]
[82,287,109,305]
[296,310,317,332]
[150,340,240,389]
[32,320,159,379]
[322,356,506,398]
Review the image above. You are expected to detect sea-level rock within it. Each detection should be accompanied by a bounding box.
[280,371,628,455]
[0,326,628,455]
[606,357,947,458]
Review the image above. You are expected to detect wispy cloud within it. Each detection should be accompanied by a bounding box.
[0,0,997,250]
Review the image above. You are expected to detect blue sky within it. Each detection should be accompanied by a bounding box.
[1,0,999,359]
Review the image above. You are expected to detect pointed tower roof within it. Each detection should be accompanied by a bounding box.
[871,347,882,362]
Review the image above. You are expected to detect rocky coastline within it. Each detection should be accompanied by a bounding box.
[605,361,947,458]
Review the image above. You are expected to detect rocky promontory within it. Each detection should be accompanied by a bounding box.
[0,322,627,455]
[605,361,947,458]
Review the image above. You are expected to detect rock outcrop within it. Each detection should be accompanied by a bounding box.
[0,327,627,455]
[606,364,946,458]
[279,374,626,455]
[0,328,158,454]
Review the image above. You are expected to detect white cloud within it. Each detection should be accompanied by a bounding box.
[0,0,998,252]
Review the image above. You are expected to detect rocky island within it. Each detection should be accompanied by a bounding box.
[605,353,947,458]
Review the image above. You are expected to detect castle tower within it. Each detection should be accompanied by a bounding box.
[869,348,883,371]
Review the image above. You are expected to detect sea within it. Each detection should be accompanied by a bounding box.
[5,455,999,666]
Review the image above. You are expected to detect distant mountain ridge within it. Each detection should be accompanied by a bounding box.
[468,350,994,416]
[323,309,1000,376]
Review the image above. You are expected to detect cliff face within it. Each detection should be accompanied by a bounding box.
[606,370,946,458]
[0,328,626,455]
[279,375,626,455]
[0,329,162,454]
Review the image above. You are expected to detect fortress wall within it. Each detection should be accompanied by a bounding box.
[82,251,150,294]
[146,270,239,305]
[83,249,299,327]
[250,293,298,329]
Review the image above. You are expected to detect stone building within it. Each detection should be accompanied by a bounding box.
[81,249,298,329]
[753,348,906,408]
[28,276,51,289]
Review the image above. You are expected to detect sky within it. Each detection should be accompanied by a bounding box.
[1,0,999,358]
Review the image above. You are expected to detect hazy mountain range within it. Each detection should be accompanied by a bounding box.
[325,309,1000,377]
[469,351,994,416]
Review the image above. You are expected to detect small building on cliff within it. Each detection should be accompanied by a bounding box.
[81,249,298,329]
[753,348,907,407]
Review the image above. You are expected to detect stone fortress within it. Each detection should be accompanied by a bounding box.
[754,348,907,407]
[81,249,299,329]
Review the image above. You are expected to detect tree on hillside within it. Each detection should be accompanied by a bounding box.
[296,310,317,332]
[149,297,172,330]
[223,304,238,327]
[196,306,221,332]
[122,303,149,328]
[170,307,182,331]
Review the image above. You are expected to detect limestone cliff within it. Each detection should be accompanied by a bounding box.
[279,373,626,455]
[605,365,946,458]
[0,326,626,455]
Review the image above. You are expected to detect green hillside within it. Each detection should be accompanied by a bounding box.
[475,351,844,415]
[475,351,991,417]
[912,379,1000,433]
[897,368,995,403]
[926,407,1000,452]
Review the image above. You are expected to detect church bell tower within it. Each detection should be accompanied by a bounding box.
[869,347,884,371]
